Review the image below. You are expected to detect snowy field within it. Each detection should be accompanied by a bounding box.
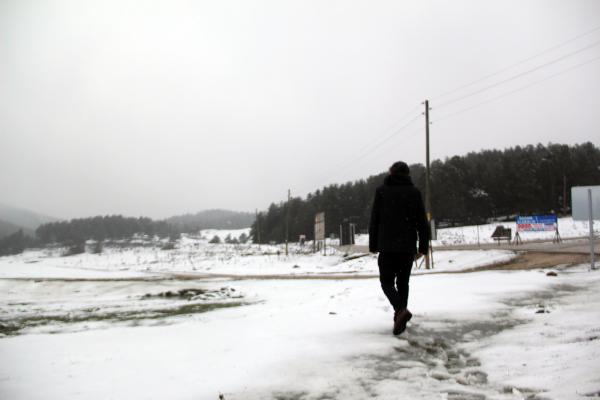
[356,216,598,247]
[1,230,599,399]
[0,247,515,278]
[0,233,516,280]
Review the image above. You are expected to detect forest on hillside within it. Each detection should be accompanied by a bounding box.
[251,142,600,243]
[0,211,254,256]
[166,209,255,231]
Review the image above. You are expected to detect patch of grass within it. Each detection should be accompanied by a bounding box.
[0,301,245,336]
[142,288,207,300]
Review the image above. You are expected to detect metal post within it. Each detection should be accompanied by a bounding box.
[348,223,352,246]
[255,209,261,250]
[285,189,290,256]
[563,174,567,214]
[424,100,432,269]
[589,189,596,270]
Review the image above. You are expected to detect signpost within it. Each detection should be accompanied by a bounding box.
[339,218,357,246]
[572,186,600,270]
[314,212,326,255]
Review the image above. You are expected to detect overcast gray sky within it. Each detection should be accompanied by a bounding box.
[1,0,599,219]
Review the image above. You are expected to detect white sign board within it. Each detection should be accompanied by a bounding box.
[314,212,325,241]
[572,186,600,221]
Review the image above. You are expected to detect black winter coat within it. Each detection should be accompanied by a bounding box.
[368,174,429,254]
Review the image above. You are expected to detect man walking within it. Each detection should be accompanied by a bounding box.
[369,161,429,335]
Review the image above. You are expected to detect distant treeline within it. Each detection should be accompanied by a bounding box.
[35,215,177,245]
[166,209,255,231]
[0,210,257,256]
[251,142,600,243]
[0,230,37,256]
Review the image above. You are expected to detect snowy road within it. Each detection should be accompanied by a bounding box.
[1,265,599,400]
[346,237,600,255]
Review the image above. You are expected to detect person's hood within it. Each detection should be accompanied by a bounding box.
[383,174,413,186]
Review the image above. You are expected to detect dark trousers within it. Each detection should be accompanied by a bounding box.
[378,252,414,312]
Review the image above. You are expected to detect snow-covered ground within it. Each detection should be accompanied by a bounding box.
[1,261,599,399]
[0,242,515,279]
[1,230,598,399]
[470,271,600,400]
[355,216,599,246]
[198,228,252,242]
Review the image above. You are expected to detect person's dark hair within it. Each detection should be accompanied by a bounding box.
[389,161,410,177]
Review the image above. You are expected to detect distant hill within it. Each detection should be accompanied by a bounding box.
[166,209,255,231]
[0,203,58,238]
[0,219,34,238]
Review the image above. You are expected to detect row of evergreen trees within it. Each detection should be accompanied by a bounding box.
[2,215,255,256]
[35,215,178,245]
[251,142,600,243]
[1,215,195,255]
[0,230,37,256]
[167,209,255,231]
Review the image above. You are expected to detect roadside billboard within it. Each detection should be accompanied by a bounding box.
[516,215,558,232]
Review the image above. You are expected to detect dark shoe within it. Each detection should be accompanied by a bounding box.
[393,309,412,335]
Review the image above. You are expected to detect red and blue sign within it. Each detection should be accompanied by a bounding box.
[516,215,558,232]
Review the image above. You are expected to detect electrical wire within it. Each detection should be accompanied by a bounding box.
[335,113,422,170]
[433,55,600,124]
[432,24,600,101]
[295,112,423,198]
[335,103,421,168]
[435,39,600,109]
[345,123,423,171]
[293,27,600,201]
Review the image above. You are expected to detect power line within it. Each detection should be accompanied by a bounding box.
[336,103,421,166]
[324,27,600,182]
[436,39,600,109]
[335,113,421,170]
[432,24,600,100]
[344,123,423,172]
[291,27,600,202]
[294,49,599,199]
[295,112,423,198]
[433,55,600,124]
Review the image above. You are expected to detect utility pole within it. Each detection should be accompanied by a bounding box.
[588,189,596,270]
[255,209,261,249]
[285,189,290,256]
[424,100,432,269]
[563,174,567,214]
